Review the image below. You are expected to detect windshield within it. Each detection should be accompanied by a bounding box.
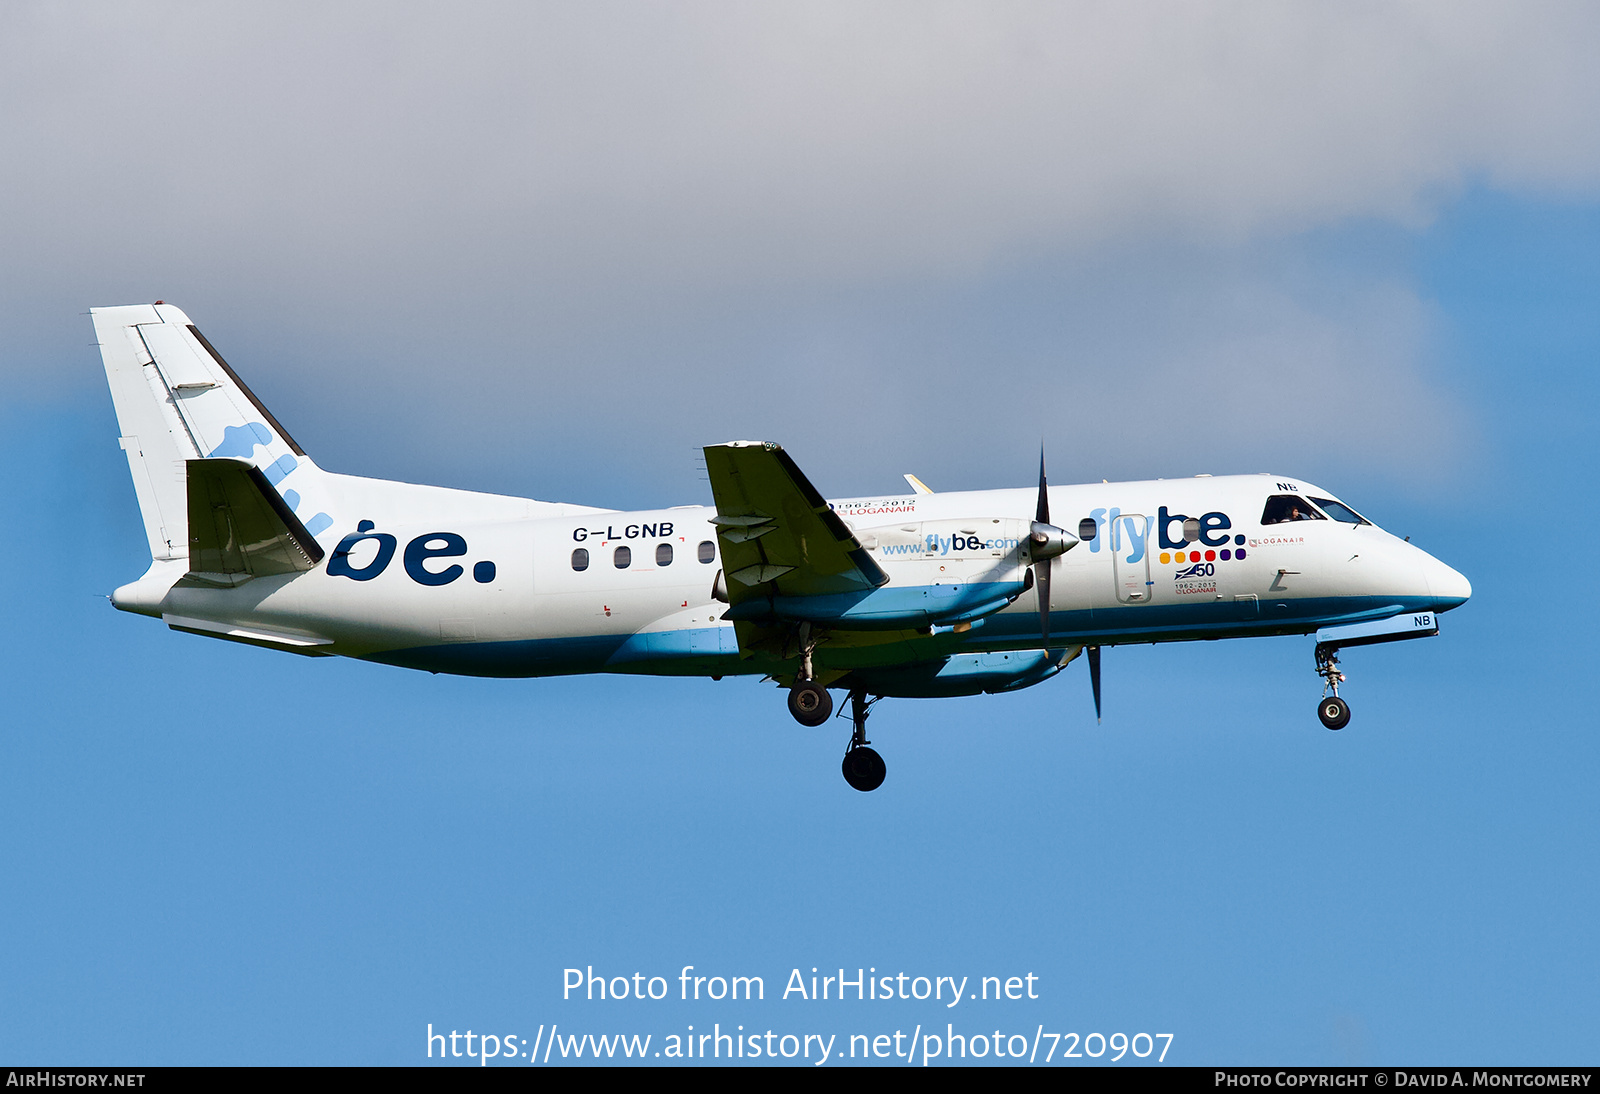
[1309,496,1369,525]
[1261,494,1326,525]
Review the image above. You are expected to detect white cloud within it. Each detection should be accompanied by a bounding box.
[0,1,1580,491]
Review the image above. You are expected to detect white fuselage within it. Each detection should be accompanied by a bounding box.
[115,469,1470,681]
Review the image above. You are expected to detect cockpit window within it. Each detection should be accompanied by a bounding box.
[1309,497,1369,525]
[1261,494,1326,525]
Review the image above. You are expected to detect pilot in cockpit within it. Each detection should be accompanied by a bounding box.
[1261,494,1327,526]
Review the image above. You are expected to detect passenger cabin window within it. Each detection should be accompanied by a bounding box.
[571,548,589,571]
[656,543,673,566]
[1261,495,1326,525]
[1077,517,1097,542]
[698,540,715,563]
[1309,497,1369,525]
[614,545,631,569]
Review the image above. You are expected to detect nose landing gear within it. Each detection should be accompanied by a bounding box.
[841,686,885,792]
[1314,643,1351,730]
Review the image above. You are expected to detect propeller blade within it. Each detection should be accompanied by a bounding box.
[1035,559,1051,647]
[1088,645,1102,723]
[1035,448,1050,525]
[1035,447,1052,646]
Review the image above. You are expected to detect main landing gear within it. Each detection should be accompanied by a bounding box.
[1314,642,1352,730]
[788,680,886,792]
[788,680,832,726]
[786,624,833,727]
[782,625,885,790]
[841,686,886,793]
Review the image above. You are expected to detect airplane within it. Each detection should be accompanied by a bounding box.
[93,302,1472,792]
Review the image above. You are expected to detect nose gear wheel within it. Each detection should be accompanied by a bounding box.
[1313,643,1352,730]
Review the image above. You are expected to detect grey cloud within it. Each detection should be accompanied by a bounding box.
[219,244,1466,508]
[9,2,1600,290]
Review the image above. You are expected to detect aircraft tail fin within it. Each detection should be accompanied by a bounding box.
[92,303,334,563]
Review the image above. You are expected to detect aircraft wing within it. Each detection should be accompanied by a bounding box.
[185,458,325,581]
[703,441,888,609]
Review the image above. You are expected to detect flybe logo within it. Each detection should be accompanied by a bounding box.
[1087,506,1247,562]
[327,521,497,586]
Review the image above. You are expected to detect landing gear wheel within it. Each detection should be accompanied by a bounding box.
[1313,643,1351,730]
[788,681,832,727]
[841,746,886,792]
[1318,695,1351,730]
[839,687,886,790]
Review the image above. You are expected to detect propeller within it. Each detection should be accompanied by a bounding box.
[1028,448,1074,648]
[1028,448,1099,722]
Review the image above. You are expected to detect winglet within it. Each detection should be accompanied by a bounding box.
[903,473,934,495]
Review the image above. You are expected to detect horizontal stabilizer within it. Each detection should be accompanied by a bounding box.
[162,613,334,656]
[186,458,325,580]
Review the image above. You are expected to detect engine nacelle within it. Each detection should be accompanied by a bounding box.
[840,646,1080,699]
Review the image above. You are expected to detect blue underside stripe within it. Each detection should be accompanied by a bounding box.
[358,595,1443,679]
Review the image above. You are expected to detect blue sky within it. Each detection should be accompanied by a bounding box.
[2,4,1597,1066]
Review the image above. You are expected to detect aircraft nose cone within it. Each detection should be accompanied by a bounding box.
[1421,553,1471,612]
